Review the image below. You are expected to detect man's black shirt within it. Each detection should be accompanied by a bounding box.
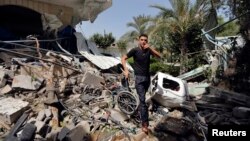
[127,47,152,76]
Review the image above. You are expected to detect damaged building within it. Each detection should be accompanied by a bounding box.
[1,1,250,141]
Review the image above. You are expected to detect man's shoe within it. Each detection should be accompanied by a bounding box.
[142,126,149,134]
[141,123,149,134]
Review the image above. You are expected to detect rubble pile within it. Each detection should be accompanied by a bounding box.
[0,50,205,141]
[1,39,249,141]
[196,86,250,125]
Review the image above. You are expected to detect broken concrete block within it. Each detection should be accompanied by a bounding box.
[20,65,45,79]
[45,109,52,118]
[4,69,15,79]
[36,110,45,121]
[92,106,100,114]
[27,117,36,123]
[68,77,77,85]
[0,69,6,88]
[132,131,157,141]
[77,121,90,133]
[0,84,12,94]
[49,106,59,129]
[35,134,44,140]
[93,113,103,120]
[46,128,61,141]
[0,97,29,124]
[64,121,90,141]
[81,72,105,88]
[108,109,129,122]
[12,75,44,90]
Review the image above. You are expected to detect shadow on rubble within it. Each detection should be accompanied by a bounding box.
[152,115,205,141]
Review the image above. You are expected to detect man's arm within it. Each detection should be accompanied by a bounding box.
[149,46,161,58]
[144,44,161,58]
[121,55,129,78]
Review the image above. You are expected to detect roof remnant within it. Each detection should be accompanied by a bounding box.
[0,0,112,26]
[75,32,134,71]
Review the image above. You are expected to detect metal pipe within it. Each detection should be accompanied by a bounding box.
[202,11,250,36]
[0,40,83,57]
[2,37,69,43]
[0,48,82,73]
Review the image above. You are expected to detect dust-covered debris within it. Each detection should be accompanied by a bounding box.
[0,50,207,141]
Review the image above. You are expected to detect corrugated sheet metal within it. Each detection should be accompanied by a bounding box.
[177,65,210,80]
[78,51,121,70]
[75,32,133,71]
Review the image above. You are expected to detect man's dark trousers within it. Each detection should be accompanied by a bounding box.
[135,75,150,125]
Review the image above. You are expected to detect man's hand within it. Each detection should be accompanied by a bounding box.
[143,43,151,49]
[146,45,161,58]
[121,55,129,78]
[123,69,129,79]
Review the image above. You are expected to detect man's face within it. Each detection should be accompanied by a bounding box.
[139,36,148,49]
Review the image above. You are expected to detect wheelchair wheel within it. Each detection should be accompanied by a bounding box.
[116,91,139,115]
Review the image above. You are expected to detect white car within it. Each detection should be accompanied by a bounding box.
[149,72,189,108]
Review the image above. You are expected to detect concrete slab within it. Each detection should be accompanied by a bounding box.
[0,97,29,124]
[0,69,6,88]
[81,72,105,88]
[0,84,12,94]
[12,75,44,90]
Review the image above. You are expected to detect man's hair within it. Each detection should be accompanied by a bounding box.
[139,33,148,39]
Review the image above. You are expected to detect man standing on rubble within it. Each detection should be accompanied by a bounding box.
[121,33,161,134]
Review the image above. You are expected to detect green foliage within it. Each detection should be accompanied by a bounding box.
[127,57,134,65]
[168,31,181,55]
[116,40,127,49]
[89,33,115,48]
[185,53,207,71]
[149,18,169,53]
[215,0,250,39]
[121,15,153,41]
[186,23,203,52]
[150,57,158,64]
[217,16,240,36]
[150,62,164,74]
[149,0,211,74]
[150,62,180,76]
[167,22,205,71]
[127,57,179,76]
[168,22,203,53]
